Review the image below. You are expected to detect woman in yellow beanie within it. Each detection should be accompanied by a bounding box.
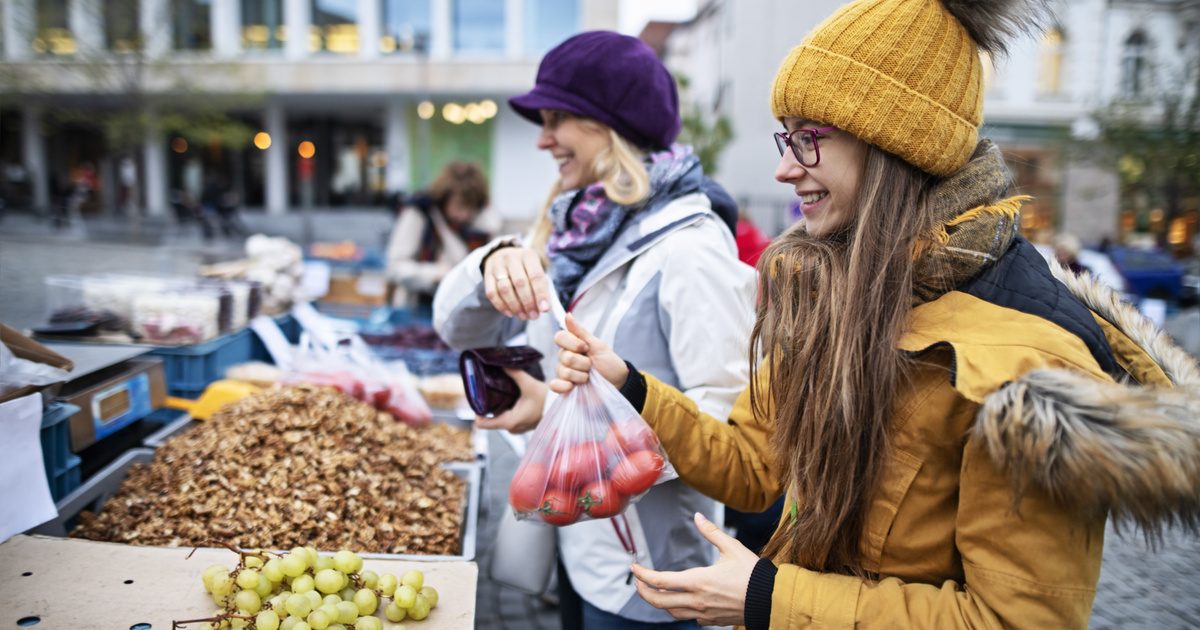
[547,0,1200,628]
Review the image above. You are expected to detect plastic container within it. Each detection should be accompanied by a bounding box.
[41,402,80,484]
[149,328,255,397]
[82,273,188,323]
[198,278,260,330]
[28,448,482,561]
[132,285,229,344]
[43,274,88,322]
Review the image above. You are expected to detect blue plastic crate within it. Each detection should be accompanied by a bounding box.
[40,402,80,482]
[150,328,255,397]
[48,454,81,501]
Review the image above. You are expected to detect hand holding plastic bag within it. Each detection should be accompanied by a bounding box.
[509,367,676,526]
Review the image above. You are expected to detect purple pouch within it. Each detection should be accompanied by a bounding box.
[460,346,545,416]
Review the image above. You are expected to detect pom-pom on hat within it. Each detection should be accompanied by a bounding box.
[510,31,681,150]
[770,0,1050,177]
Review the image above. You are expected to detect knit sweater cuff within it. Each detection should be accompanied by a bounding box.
[617,361,647,412]
[744,557,778,630]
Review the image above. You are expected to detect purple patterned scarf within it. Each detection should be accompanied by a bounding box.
[547,145,699,305]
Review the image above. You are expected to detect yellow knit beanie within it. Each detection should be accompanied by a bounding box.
[771,0,1047,177]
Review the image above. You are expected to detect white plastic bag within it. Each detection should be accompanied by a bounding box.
[509,369,677,526]
[0,342,71,398]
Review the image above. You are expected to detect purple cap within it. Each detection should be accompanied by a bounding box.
[509,31,681,150]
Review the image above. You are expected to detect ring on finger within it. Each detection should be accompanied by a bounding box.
[494,273,510,282]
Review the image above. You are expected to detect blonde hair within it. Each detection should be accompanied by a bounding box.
[530,121,650,258]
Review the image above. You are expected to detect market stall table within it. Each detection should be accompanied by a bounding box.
[0,535,477,629]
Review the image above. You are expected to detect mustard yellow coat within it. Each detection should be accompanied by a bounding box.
[639,280,1197,629]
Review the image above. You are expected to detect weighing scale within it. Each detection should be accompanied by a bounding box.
[43,343,170,477]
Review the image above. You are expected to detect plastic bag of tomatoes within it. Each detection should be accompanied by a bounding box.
[508,369,676,526]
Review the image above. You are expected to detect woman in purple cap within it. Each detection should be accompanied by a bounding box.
[433,30,757,629]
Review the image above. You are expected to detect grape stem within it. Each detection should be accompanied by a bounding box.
[172,612,254,628]
[185,539,282,560]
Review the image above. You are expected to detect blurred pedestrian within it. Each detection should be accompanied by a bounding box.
[169,187,201,226]
[65,161,96,223]
[433,31,754,630]
[548,1,1200,628]
[200,173,223,240]
[386,161,495,311]
[1055,233,1090,275]
[215,184,246,238]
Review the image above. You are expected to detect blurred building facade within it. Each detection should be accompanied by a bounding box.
[0,0,618,219]
[649,0,1200,247]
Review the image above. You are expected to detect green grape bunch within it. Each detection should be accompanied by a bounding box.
[173,541,441,630]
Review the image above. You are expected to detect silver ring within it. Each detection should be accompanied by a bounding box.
[493,274,510,283]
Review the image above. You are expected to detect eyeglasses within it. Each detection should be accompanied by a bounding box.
[773,126,838,167]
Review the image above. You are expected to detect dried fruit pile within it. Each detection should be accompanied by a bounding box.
[72,385,473,555]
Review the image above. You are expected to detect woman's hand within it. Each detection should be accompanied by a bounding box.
[475,368,545,434]
[482,246,551,320]
[550,314,629,393]
[630,512,759,627]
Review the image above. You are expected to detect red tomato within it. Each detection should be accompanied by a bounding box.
[604,420,660,456]
[610,450,664,496]
[549,442,604,491]
[578,480,627,519]
[538,488,582,526]
[370,387,391,409]
[509,462,549,513]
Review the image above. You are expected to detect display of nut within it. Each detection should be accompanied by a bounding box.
[71,385,473,555]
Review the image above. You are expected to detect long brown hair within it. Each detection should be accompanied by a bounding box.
[753,145,937,574]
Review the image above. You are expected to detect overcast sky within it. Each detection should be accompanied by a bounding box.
[618,0,699,35]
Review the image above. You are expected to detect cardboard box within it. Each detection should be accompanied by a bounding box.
[0,323,74,405]
[0,535,477,628]
[324,272,389,306]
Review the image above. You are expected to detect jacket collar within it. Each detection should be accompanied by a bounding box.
[570,192,714,300]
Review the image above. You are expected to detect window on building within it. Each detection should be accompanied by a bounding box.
[382,0,432,54]
[32,0,75,55]
[106,1,141,52]
[409,104,493,189]
[453,0,504,53]
[312,0,359,53]
[1121,30,1150,99]
[173,0,212,51]
[524,0,577,56]
[287,116,387,207]
[1037,26,1065,97]
[243,0,284,50]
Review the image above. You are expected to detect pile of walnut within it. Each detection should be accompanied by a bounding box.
[71,385,474,555]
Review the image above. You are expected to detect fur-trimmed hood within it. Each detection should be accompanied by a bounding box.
[972,264,1200,539]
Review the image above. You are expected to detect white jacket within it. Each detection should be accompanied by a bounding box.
[385,207,499,308]
[433,192,756,622]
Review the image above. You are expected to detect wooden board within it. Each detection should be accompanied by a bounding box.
[0,535,477,629]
